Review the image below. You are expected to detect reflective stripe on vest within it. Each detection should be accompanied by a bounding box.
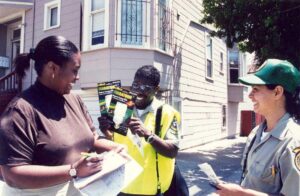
[114,104,180,195]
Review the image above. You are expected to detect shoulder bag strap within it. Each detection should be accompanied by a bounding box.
[155,105,163,193]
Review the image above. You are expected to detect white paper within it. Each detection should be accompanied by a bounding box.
[198,163,221,186]
[74,152,143,196]
[128,130,144,157]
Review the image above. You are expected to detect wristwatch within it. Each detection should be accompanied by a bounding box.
[146,134,155,143]
[69,164,77,179]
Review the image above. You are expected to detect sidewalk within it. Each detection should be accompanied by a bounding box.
[177,136,247,196]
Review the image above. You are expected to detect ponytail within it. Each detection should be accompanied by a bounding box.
[288,86,300,122]
[266,84,300,122]
[14,48,35,79]
[14,53,31,79]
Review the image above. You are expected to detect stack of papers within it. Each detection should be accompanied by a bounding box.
[198,163,221,188]
[74,151,143,196]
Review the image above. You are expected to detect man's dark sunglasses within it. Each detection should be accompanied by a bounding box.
[131,83,155,93]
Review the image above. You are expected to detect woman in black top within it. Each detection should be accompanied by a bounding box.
[0,36,123,194]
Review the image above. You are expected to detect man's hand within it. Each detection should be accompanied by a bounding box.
[98,116,113,139]
[127,117,152,138]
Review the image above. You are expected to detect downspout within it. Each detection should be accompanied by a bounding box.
[30,0,36,85]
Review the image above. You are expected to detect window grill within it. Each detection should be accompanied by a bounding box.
[116,0,150,45]
[157,0,173,51]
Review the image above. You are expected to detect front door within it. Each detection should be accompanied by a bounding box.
[6,21,21,75]
[10,28,21,72]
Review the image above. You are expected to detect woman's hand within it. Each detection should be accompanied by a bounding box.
[98,116,113,139]
[215,183,269,196]
[215,183,245,196]
[127,117,151,138]
[72,156,103,178]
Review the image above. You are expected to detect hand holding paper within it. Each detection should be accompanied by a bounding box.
[74,151,143,196]
[198,163,225,189]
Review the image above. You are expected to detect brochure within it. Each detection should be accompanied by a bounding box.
[107,87,136,136]
[97,80,121,117]
[198,163,222,189]
[74,151,143,196]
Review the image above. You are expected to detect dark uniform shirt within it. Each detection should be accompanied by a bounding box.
[0,81,97,167]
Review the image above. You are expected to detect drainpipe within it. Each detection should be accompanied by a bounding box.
[30,0,36,85]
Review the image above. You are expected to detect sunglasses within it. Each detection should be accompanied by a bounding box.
[131,82,155,93]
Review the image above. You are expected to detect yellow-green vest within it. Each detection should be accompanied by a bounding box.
[113,104,180,195]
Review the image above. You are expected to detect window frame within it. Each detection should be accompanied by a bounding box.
[220,51,224,73]
[205,32,213,79]
[156,0,173,54]
[82,0,109,51]
[115,0,150,48]
[228,50,240,84]
[43,0,61,31]
[222,105,226,130]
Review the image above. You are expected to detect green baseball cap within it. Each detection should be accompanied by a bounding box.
[239,59,300,93]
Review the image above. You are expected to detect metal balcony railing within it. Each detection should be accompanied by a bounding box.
[0,71,22,114]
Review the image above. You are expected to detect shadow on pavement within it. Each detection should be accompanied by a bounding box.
[176,139,246,196]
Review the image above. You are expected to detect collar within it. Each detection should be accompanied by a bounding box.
[133,97,164,118]
[257,113,291,141]
[33,80,65,102]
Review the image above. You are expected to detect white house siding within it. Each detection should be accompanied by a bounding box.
[22,0,81,90]
[170,1,228,149]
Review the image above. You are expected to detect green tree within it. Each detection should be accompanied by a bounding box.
[201,0,300,67]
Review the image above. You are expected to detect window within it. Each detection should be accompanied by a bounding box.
[222,105,226,128]
[206,34,213,78]
[220,52,224,72]
[82,0,107,50]
[116,0,150,47]
[229,50,239,83]
[157,0,172,51]
[44,0,61,30]
[91,0,105,45]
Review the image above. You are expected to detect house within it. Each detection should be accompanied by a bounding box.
[0,0,255,149]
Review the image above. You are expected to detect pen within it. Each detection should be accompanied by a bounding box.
[81,152,100,158]
[81,152,106,158]
[271,166,276,177]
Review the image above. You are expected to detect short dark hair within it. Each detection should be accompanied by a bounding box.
[266,84,300,121]
[134,65,160,86]
[14,36,79,79]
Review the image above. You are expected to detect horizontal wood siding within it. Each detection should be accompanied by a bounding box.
[171,0,228,148]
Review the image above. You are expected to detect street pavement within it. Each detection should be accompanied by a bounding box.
[177,136,247,196]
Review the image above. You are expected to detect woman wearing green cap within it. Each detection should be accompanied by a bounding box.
[215,59,300,196]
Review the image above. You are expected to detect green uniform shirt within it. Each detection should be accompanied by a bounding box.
[241,113,300,196]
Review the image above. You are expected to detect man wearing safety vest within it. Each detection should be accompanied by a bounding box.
[98,65,183,196]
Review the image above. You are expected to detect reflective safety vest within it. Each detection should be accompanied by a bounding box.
[113,104,180,195]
